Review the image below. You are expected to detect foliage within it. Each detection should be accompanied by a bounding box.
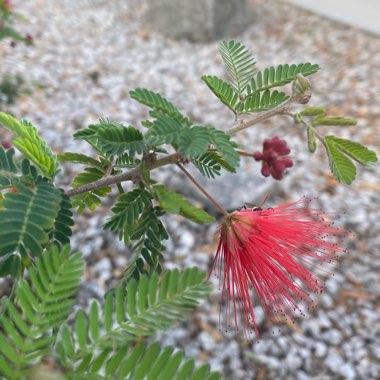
[0,245,83,379]
[0,246,217,379]
[294,107,377,184]
[154,184,215,224]
[0,74,28,106]
[0,38,377,379]
[0,112,59,177]
[0,0,33,44]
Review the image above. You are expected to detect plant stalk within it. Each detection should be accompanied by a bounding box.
[176,162,228,217]
[227,99,292,135]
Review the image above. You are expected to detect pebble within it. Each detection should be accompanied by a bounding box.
[339,363,356,379]
[313,341,327,358]
[198,331,216,352]
[325,348,344,373]
[322,329,342,345]
[93,257,112,282]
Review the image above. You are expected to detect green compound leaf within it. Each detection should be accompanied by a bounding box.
[49,191,74,246]
[125,206,168,280]
[306,127,317,153]
[312,116,358,127]
[324,137,357,184]
[191,151,236,179]
[178,126,210,158]
[0,246,83,379]
[0,146,17,173]
[71,192,103,214]
[299,107,326,117]
[0,182,62,261]
[130,88,190,124]
[55,268,218,379]
[0,27,29,43]
[208,128,239,168]
[57,152,105,170]
[218,40,256,97]
[62,342,220,380]
[247,63,319,94]
[235,89,289,113]
[94,124,145,157]
[0,254,21,277]
[103,188,152,233]
[0,113,59,178]
[71,167,112,213]
[201,75,239,112]
[155,185,215,224]
[114,153,141,168]
[74,119,145,158]
[325,136,377,166]
[146,116,186,146]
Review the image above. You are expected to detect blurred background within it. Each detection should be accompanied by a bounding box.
[0,0,379,379]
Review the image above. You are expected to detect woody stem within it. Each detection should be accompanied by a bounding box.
[176,163,228,217]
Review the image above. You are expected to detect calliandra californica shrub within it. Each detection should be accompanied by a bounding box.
[0,39,377,379]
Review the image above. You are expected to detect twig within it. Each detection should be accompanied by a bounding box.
[227,99,293,135]
[65,152,181,196]
[176,162,228,216]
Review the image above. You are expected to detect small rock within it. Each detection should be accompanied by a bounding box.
[296,371,309,380]
[339,363,356,379]
[176,230,195,255]
[198,331,216,352]
[325,348,344,373]
[322,329,342,345]
[285,351,303,371]
[255,355,281,370]
[93,257,112,282]
[314,341,327,358]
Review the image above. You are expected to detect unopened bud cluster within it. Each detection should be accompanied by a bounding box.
[253,136,293,180]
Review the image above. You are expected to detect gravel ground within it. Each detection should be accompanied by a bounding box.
[1,0,379,379]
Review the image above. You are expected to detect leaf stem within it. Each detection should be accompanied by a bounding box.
[65,152,181,197]
[227,99,293,135]
[176,162,228,217]
[236,149,254,158]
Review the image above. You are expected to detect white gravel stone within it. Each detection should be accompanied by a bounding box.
[322,329,342,345]
[314,341,327,358]
[325,348,344,373]
[93,257,112,282]
[198,331,216,352]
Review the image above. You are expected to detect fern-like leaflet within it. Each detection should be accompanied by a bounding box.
[0,112,59,178]
[74,119,145,159]
[201,75,239,112]
[191,151,236,179]
[246,62,319,94]
[0,245,84,379]
[218,40,256,97]
[49,191,74,246]
[55,268,219,379]
[130,88,190,124]
[71,167,112,213]
[103,188,152,235]
[104,189,168,278]
[125,206,168,279]
[0,182,62,259]
[235,89,289,113]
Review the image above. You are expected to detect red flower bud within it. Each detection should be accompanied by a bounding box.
[1,141,11,149]
[253,136,293,180]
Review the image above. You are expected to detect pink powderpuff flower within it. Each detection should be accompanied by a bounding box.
[211,197,348,338]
